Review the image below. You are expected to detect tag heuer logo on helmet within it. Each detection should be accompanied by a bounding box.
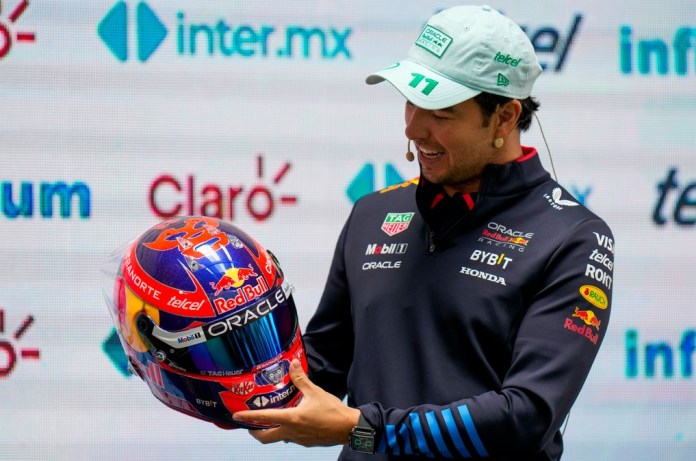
[415,25,453,58]
[381,212,415,236]
[497,73,510,87]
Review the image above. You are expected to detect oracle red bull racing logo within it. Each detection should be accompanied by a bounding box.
[478,222,534,252]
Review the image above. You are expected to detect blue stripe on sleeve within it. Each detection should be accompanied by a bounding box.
[442,408,472,458]
[425,411,454,458]
[409,412,434,457]
[386,424,400,455]
[457,405,489,457]
[398,422,413,455]
[377,432,387,454]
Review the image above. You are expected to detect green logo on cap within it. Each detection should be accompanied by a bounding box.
[494,51,523,67]
[415,25,453,58]
[497,73,510,87]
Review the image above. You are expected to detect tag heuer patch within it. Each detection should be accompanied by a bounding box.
[381,212,415,236]
[415,25,453,58]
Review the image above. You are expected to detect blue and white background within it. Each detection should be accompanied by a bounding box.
[1,1,695,459]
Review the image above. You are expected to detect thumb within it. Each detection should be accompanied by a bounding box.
[288,359,313,394]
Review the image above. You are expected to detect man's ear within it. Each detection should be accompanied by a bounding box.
[494,99,522,137]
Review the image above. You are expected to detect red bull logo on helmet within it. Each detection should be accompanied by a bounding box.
[210,264,258,296]
[212,276,270,315]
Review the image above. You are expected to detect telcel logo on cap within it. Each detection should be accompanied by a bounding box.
[415,25,453,58]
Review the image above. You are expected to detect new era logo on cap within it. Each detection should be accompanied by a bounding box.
[497,73,510,87]
[415,25,453,58]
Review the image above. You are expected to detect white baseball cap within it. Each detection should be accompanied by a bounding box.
[366,5,542,110]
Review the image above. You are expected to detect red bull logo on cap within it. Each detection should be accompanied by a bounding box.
[210,265,258,296]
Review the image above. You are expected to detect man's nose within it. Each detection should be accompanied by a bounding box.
[404,105,430,141]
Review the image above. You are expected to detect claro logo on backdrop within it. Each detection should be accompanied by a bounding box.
[98,1,352,62]
[148,154,297,222]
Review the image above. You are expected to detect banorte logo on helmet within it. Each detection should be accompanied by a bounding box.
[105,216,307,429]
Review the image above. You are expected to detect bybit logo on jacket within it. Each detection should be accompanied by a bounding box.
[98,1,352,62]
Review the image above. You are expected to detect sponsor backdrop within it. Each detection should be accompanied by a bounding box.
[0,0,694,459]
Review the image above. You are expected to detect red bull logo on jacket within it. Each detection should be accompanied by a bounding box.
[563,307,600,345]
[571,307,601,330]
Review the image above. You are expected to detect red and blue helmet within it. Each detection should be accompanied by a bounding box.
[102,216,306,429]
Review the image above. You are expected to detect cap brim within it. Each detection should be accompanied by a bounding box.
[366,59,481,110]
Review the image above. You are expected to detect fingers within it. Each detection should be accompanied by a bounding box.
[287,359,312,393]
[247,427,285,445]
[234,408,291,425]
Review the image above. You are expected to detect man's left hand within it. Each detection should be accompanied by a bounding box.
[233,359,361,447]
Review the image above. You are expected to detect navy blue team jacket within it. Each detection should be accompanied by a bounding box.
[303,148,614,460]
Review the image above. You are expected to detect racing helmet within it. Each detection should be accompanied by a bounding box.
[101,216,307,429]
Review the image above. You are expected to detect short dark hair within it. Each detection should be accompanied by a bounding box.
[473,92,540,132]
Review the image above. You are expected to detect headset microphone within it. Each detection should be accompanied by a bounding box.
[405,140,415,162]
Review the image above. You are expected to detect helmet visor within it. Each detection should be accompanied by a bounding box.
[135,281,299,376]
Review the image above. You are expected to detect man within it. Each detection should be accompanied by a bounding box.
[234,5,614,460]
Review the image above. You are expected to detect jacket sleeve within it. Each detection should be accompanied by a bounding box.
[302,212,355,400]
[359,218,614,459]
